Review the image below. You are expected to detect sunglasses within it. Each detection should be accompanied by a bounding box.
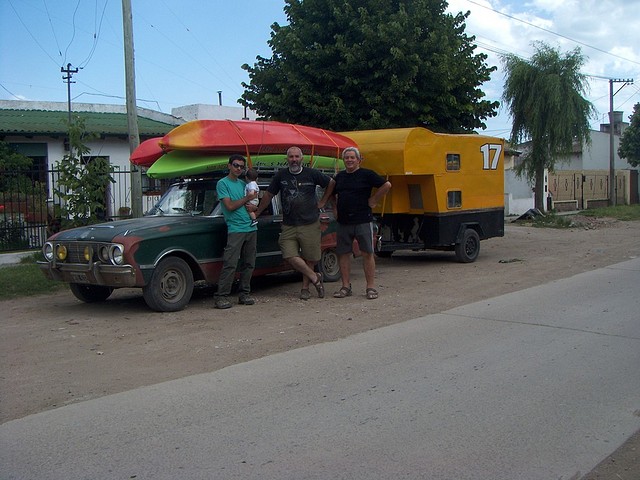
[231,163,245,169]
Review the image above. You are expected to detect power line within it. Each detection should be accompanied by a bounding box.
[464,0,640,67]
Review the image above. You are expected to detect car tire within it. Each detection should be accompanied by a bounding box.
[455,228,480,263]
[318,248,340,282]
[142,257,194,312]
[69,283,114,303]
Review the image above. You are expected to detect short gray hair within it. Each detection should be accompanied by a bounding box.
[342,146,361,161]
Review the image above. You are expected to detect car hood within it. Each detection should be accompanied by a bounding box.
[48,216,216,243]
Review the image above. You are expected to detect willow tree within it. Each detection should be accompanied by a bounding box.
[502,42,595,210]
[241,0,499,132]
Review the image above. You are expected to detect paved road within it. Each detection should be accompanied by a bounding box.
[2,259,639,480]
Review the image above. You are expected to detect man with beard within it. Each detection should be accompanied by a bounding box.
[255,146,335,300]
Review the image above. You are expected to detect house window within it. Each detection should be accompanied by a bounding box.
[446,153,460,171]
[447,190,462,209]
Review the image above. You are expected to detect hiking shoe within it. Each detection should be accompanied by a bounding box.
[299,288,311,300]
[238,294,255,305]
[215,298,232,309]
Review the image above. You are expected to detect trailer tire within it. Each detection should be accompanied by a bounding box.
[143,257,194,312]
[455,228,480,263]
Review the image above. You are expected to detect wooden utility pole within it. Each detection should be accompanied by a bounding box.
[61,63,78,125]
[122,0,142,217]
[608,78,634,206]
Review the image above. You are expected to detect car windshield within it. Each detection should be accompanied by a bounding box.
[147,182,219,216]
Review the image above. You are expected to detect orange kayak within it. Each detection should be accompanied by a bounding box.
[160,120,356,157]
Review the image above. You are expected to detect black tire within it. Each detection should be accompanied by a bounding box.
[376,251,393,258]
[318,248,340,282]
[142,257,194,312]
[69,283,114,303]
[455,228,480,263]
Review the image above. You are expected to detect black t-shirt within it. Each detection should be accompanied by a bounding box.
[266,167,332,226]
[334,168,386,224]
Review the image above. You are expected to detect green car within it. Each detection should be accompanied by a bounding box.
[39,171,340,312]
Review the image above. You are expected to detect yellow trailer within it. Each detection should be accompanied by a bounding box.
[342,127,504,262]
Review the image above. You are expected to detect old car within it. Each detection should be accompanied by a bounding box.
[38,169,341,312]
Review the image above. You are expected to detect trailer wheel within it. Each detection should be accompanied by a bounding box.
[455,229,480,263]
[142,257,194,312]
[318,248,340,282]
[69,283,114,303]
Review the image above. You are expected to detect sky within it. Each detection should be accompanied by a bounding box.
[1,0,639,139]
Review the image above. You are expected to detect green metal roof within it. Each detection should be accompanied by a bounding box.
[0,109,178,137]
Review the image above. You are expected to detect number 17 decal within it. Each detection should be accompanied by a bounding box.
[480,143,502,170]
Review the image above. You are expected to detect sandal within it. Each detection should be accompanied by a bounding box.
[312,273,324,298]
[300,288,311,300]
[333,285,352,298]
[366,288,379,300]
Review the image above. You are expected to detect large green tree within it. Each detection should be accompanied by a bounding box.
[618,103,640,167]
[241,0,499,132]
[501,42,595,210]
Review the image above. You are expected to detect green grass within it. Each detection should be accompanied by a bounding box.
[516,204,640,228]
[0,253,68,301]
[580,204,640,221]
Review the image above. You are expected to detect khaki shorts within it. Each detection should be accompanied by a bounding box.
[279,221,321,261]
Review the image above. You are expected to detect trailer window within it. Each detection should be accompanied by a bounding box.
[447,190,462,209]
[446,154,460,171]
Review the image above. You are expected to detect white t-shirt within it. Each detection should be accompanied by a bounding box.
[245,180,259,206]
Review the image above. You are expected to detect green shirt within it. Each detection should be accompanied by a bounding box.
[216,176,256,233]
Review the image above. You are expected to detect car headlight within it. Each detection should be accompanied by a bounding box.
[99,245,111,263]
[55,244,68,261]
[111,244,124,265]
[43,242,54,262]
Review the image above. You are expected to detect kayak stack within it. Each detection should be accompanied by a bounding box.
[130,119,355,179]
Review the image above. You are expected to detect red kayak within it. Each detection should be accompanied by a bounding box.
[130,137,165,167]
[160,120,356,157]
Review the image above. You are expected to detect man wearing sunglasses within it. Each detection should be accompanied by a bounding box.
[214,154,258,309]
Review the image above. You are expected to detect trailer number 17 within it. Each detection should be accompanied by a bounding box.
[480,143,502,170]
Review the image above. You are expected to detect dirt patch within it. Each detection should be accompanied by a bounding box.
[2,219,639,479]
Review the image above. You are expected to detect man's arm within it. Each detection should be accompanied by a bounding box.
[255,191,274,217]
[368,181,391,208]
[318,178,335,210]
[221,190,257,212]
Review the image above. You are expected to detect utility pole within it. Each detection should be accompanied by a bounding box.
[61,63,78,124]
[609,78,634,206]
[122,0,142,217]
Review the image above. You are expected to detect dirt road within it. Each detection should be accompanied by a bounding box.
[2,217,639,478]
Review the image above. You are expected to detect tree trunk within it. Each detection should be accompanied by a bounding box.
[535,164,546,211]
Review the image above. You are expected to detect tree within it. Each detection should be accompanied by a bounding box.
[55,116,115,228]
[501,42,595,210]
[618,103,640,167]
[241,0,499,132]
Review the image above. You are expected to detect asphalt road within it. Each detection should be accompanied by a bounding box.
[1,258,639,480]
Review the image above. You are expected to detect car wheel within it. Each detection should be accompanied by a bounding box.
[318,248,340,282]
[455,228,480,263]
[69,283,114,303]
[142,257,194,312]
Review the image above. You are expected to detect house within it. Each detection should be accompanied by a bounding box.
[505,110,638,214]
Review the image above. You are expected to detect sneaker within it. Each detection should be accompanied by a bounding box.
[238,294,255,305]
[250,220,258,227]
[215,297,232,309]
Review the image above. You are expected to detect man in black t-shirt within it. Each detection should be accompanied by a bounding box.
[332,147,391,300]
[256,146,335,300]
